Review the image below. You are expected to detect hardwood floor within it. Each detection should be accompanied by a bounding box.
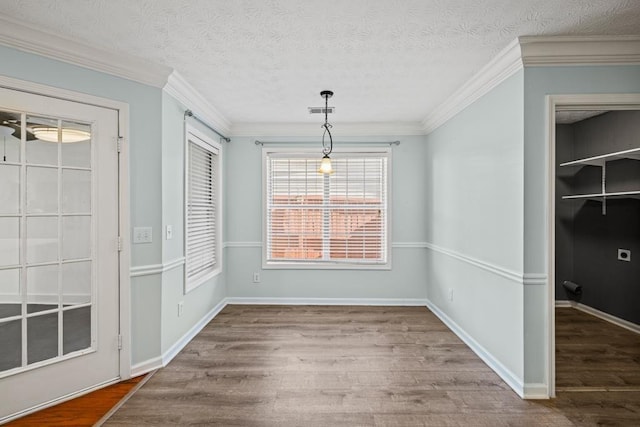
[105,305,577,426]
[5,375,145,426]
[555,307,640,390]
[8,306,640,425]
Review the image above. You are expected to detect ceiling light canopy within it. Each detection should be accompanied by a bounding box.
[318,90,334,174]
[32,126,91,143]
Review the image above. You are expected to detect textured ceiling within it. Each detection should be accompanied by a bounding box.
[1,0,639,125]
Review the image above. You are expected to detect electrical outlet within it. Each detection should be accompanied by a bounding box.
[178,301,184,317]
[618,249,631,262]
[448,289,454,302]
[133,227,152,244]
[253,272,261,283]
[166,225,173,240]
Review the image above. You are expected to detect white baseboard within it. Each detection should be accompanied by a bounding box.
[554,300,572,308]
[523,383,549,399]
[425,299,529,399]
[161,298,228,366]
[0,377,120,424]
[130,299,229,377]
[130,356,163,377]
[563,301,640,335]
[226,297,430,306]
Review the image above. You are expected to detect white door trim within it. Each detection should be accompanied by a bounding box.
[0,74,131,381]
[546,93,640,398]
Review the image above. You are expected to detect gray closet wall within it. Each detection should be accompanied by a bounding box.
[555,111,640,325]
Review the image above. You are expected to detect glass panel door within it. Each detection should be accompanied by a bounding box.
[0,111,94,375]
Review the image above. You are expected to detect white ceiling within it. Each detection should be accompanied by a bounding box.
[1,0,639,126]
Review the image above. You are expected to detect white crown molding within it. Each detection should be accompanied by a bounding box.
[164,71,232,135]
[422,38,523,134]
[230,121,426,137]
[0,16,171,88]
[519,35,640,66]
[422,35,640,135]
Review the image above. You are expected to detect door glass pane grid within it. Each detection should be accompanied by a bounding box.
[0,111,94,378]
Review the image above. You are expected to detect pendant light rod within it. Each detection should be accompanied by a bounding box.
[320,90,333,157]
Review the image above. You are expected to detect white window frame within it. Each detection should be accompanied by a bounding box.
[262,147,392,270]
[184,125,222,293]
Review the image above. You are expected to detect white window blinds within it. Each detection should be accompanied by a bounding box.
[265,151,389,266]
[186,132,220,290]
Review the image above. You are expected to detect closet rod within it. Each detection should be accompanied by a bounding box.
[184,110,231,142]
[255,140,400,146]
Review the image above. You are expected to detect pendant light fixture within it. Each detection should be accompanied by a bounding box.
[318,90,334,174]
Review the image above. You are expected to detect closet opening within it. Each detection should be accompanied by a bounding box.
[548,96,640,398]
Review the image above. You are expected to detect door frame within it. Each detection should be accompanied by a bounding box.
[0,75,131,388]
[545,93,640,398]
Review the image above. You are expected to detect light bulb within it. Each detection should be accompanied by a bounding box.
[318,155,333,174]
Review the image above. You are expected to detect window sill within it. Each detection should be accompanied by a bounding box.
[262,261,391,271]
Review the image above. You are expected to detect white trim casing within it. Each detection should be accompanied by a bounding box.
[184,125,223,293]
[546,93,640,399]
[262,147,393,271]
[0,74,132,385]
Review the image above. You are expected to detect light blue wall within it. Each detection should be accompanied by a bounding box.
[0,45,165,365]
[0,45,230,367]
[522,65,640,385]
[159,93,227,354]
[225,135,429,300]
[424,71,525,382]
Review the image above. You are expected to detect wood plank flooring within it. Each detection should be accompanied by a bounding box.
[5,375,145,426]
[8,306,640,425]
[104,305,577,426]
[555,307,640,390]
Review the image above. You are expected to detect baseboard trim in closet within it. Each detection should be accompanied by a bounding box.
[557,300,640,334]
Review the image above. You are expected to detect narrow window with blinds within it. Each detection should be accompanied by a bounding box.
[185,127,222,292]
[264,149,390,269]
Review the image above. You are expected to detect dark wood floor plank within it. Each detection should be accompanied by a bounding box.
[555,307,640,389]
[104,305,581,426]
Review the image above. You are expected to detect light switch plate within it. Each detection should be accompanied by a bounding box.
[166,225,173,240]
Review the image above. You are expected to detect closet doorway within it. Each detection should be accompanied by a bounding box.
[548,94,640,397]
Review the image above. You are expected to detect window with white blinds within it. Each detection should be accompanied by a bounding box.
[185,128,221,292]
[264,149,390,268]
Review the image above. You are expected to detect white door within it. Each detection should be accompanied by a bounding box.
[0,87,120,420]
